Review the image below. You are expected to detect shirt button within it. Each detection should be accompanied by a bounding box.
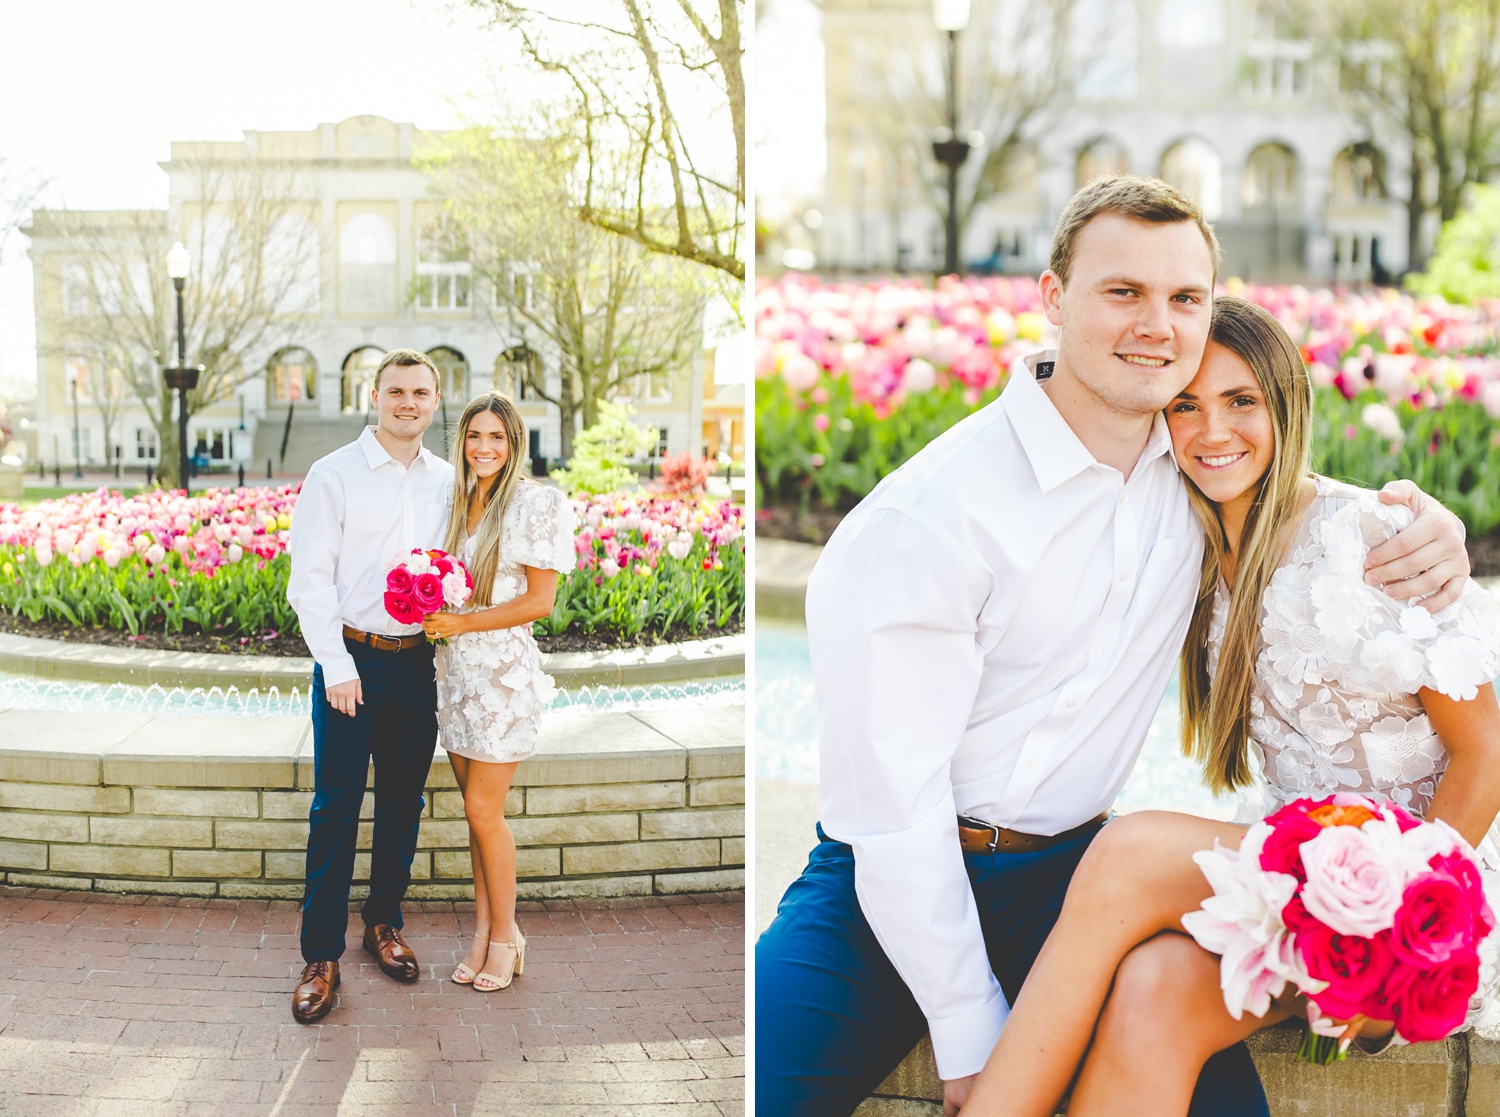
[1026,758,1037,769]
[1065,698,1077,710]
[1118,572,1129,583]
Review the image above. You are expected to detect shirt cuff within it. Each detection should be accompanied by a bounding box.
[319,653,360,689]
[929,988,1010,1081]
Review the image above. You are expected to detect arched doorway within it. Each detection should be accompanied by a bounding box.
[1075,136,1130,190]
[1159,137,1224,220]
[427,346,469,403]
[1332,142,1387,202]
[1242,142,1299,214]
[266,347,318,406]
[428,346,469,430]
[342,346,384,413]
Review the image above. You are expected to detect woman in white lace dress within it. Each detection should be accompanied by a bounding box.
[961,297,1500,1117]
[421,392,576,993]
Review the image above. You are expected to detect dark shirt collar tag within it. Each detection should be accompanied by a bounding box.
[1034,360,1055,381]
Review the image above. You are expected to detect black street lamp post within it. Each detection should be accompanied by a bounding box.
[932,0,972,277]
[70,373,82,480]
[163,242,202,494]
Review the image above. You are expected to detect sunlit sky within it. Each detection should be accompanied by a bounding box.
[754,0,826,220]
[0,0,746,399]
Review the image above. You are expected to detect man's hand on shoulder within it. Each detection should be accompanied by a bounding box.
[943,1074,978,1117]
[1366,479,1470,612]
[326,679,362,717]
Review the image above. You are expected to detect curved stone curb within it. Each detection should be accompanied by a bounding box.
[0,630,744,691]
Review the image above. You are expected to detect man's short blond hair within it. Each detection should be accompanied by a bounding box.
[1049,175,1221,287]
[375,348,441,391]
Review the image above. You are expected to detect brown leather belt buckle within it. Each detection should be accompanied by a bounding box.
[342,624,423,652]
[957,812,1109,855]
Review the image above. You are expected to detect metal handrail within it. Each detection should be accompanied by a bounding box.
[278,399,295,467]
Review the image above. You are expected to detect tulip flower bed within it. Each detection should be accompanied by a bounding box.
[0,486,745,649]
[756,275,1500,541]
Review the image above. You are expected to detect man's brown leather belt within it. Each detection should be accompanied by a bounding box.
[957,812,1110,854]
[342,624,425,652]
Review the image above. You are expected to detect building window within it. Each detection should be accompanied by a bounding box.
[1159,0,1223,47]
[65,353,94,403]
[135,427,158,462]
[265,214,320,314]
[1073,0,1138,100]
[73,425,92,464]
[633,369,675,403]
[1245,8,1312,101]
[62,263,91,317]
[267,347,318,404]
[416,216,471,311]
[191,427,232,463]
[1160,137,1224,220]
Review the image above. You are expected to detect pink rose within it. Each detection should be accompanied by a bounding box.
[387,566,413,594]
[384,591,422,626]
[1428,849,1495,936]
[1299,926,1396,1019]
[432,555,454,576]
[1260,812,1325,883]
[1392,871,1482,966]
[411,572,444,612]
[1299,825,1403,938]
[1392,949,1481,1042]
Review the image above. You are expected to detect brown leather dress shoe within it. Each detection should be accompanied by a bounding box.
[292,960,339,1023]
[362,923,419,982]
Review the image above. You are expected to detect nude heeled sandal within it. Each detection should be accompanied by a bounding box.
[451,932,488,985]
[473,929,526,992]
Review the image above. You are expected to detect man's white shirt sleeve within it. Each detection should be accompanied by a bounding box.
[287,463,359,687]
[807,506,1008,1080]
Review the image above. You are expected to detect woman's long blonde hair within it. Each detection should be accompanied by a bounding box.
[1180,296,1314,793]
[442,391,529,606]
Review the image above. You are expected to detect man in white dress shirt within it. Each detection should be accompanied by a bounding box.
[285,349,454,1023]
[754,177,1472,1116]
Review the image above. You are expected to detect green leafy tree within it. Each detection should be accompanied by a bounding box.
[550,399,658,494]
[418,123,711,459]
[1407,183,1500,302]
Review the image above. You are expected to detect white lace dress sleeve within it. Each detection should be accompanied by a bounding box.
[1213,478,1500,1040]
[501,483,578,574]
[434,482,577,764]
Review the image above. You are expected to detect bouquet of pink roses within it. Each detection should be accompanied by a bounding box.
[1182,793,1495,1063]
[384,548,473,638]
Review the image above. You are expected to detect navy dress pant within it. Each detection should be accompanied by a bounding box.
[755,826,1269,1117]
[301,637,437,964]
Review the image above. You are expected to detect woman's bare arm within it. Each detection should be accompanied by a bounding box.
[1423,681,1500,848]
[422,567,560,640]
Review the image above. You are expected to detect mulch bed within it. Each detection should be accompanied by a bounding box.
[0,615,742,658]
[760,507,1500,579]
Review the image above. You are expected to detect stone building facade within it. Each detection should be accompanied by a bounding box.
[819,0,1412,284]
[26,116,735,476]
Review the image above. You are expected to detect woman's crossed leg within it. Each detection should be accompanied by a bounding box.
[960,810,1249,1116]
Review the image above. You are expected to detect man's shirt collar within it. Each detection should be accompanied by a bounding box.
[1006,350,1178,493]
[358,425,439,472]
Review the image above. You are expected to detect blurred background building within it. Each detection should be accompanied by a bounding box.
[23,116,739,478]
[799,0,1419,283]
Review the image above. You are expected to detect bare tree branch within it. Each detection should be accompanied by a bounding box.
[34,155,318,486]
[469,0,744,281]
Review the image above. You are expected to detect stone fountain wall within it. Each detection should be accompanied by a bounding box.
[0,704,744,900]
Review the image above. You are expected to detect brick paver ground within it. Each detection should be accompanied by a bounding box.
[0,886,744,1116]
